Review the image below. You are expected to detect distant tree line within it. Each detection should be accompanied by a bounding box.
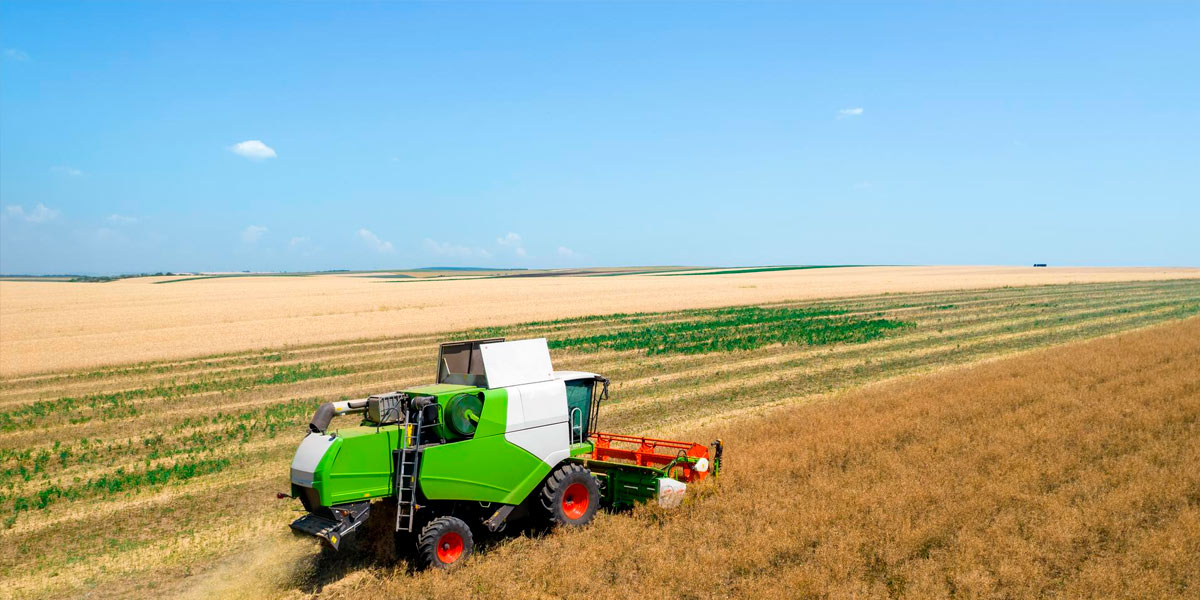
[68,272,178,283]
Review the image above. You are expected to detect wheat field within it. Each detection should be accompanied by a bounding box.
[2,266,1196,376]
[333,311,1200,600]
[1,278,1198,598]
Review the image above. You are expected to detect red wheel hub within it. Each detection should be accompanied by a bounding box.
[436,531,464,564]
[561,482,590,520]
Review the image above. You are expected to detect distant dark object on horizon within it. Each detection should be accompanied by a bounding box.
[1034,264,1048,267]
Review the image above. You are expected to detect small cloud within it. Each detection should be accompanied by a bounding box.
[359,229,395,254]
[496,232,528,257]
[837,107,864,118]
[557,246,577,258]
[230,140,277,160]
[2,48,29,61]
[241,225,268,243]
[107,214,138,225]
[851,181,873,190]
[51,166,84,177]
[289,236,311,249]
[5,203,60,223]
[423,238,491,259]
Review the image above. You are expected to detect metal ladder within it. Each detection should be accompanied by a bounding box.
[394,410,423,533]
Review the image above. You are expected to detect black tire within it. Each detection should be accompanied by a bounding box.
[417,515,474,569]
[540,463,601,527]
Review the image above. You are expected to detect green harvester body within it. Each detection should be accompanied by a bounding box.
[287,338,721,564]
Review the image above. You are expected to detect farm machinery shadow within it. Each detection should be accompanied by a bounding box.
[291,501,594,592]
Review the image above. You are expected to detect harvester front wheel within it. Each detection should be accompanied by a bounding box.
[540,463,600,527]
[417,516,474,569]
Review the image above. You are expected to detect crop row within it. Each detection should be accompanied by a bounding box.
[0,363,349,431]
[549,306,914,355]
[0,395,328,493]
[3,457,232,528]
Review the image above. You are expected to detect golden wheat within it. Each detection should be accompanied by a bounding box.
[3,266,1196,375]
[316,317,1200,600]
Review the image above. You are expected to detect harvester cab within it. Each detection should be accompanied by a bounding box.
[287,337,722,569]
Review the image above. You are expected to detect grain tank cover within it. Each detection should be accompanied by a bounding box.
[479,338,556,389]
[437,338,503,386]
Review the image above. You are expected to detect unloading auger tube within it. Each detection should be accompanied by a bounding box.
[307,398,368,434]
[284,337,723,569]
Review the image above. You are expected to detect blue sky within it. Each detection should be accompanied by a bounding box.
[1,1,1196,274]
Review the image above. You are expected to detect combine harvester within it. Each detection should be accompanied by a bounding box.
[286,338,722,568]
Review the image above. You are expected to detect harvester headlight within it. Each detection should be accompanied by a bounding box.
[694,457,709,473]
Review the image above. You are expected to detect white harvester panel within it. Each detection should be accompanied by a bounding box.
[291,433,336,487]
[480,338,555,389]
[504,380,571,466]
[482,338,571,467]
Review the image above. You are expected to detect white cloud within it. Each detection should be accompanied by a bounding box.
[852,181,873,190]
[241,225,268,243]
[230,140,277,160]
[837,107,864,118]
[289,236,310,249]
[423,238,492,259]
[557,246,577,258]
[359,229,395,254]
[51,166,84,177]
[107,214,138,225]
[2,48,29,61]
[5,203,60,223]
[496,231,528,257]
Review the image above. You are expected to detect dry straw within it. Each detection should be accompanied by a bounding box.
[320,317,1200,599]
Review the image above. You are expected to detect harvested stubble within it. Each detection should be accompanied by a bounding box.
[1,280,1198,599]
[323,317,1200,600]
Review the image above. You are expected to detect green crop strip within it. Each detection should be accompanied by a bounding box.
[0,363,351,431]
[548,306,914,355]
[3,457,231,528]
[0,396,331,521]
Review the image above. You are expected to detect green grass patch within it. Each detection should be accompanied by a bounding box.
[3,457,231,527]
[550,305,914,355]
[0,363,351,431]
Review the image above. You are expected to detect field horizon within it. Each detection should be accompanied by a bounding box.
[2,265,1196,376]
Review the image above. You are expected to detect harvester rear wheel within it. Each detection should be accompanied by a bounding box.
[417,516,474,569]
[540,463,600,527]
